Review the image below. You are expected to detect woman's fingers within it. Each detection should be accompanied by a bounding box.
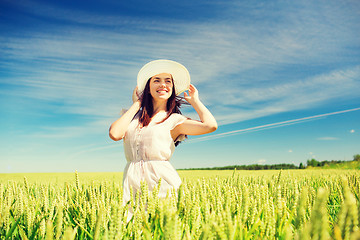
[184,84,198,104]
[188,84,198,96]
[189,84,198,93]
[187,84,193,93]
[132,86,140,102]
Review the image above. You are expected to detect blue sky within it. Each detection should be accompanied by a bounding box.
[1,0,359,173]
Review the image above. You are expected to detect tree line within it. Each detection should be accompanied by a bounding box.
[179,154,360,171]
[306,154,360,167]
[179,163,299,171]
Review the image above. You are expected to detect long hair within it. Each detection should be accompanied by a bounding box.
[138,77,188,145]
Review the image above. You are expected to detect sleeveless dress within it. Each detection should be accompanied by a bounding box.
[122,111,187,205]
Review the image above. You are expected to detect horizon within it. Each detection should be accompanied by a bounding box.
[0,151,358,174]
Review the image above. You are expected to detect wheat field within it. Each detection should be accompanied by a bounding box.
[0,169,359,239]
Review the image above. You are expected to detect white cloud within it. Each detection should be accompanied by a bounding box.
[30,119,112,139]
[209,66,360,125]
[2,17,359,126]
[257,159,266,165]
[67,143,122,162]
[317,137,339,141]
[1,0,359,142]
[309,152,316,159]
[188,107,360,143]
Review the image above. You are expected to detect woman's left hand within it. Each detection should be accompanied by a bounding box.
[184,84,199,104]
[174,83,217,136]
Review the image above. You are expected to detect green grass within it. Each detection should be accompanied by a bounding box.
[1,169,360,239]
[2,168,358,184]
[306,161,360,170]
[322,160,360,170]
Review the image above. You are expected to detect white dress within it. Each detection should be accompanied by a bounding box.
[122,111,187,205]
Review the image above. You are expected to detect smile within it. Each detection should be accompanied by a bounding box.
[157,89,168,93]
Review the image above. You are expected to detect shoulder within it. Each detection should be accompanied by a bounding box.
[168,113,188,129]
[169,112,186,119]
[169,113,188,123]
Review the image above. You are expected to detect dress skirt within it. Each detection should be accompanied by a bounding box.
[122,159,182,205]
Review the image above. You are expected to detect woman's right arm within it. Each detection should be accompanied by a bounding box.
[109,88,141,141]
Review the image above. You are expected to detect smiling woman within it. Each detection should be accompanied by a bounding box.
[109,59,217,221]
[150,73,173,98]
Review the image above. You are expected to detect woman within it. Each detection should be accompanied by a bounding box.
[109,59,217,209]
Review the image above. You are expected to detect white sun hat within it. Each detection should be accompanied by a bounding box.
[137,59,191,96]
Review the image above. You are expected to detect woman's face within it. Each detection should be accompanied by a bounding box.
[149,73,174,101]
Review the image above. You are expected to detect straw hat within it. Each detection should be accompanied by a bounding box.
[137,59,191,96]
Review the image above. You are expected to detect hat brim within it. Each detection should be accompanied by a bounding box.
[137,59,191,96]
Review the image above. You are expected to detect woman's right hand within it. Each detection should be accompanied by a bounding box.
[110,86,141,141]
[132,86,140,103]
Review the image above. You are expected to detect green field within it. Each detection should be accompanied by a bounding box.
[1,169,359,239]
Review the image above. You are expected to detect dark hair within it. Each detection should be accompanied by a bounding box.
[138,77,188,146]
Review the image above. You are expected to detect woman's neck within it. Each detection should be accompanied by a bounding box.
[152,99,167,115]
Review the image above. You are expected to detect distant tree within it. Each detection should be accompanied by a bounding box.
[354,154,360,162]
[307,158,320,167]
[299,163,304,169]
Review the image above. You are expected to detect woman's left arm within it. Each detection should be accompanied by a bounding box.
[174,84,217,136]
